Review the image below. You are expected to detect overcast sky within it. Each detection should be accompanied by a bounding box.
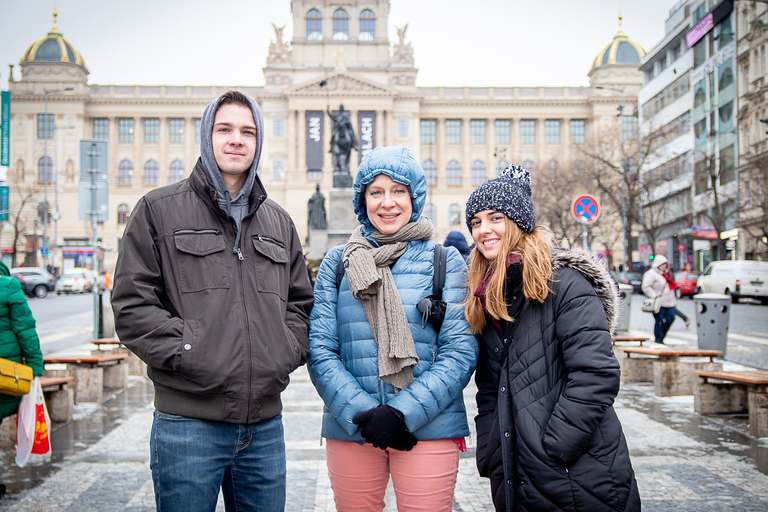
[0,0,677,88]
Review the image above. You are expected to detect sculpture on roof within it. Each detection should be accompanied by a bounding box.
[267,23,291,65]
[392,24,414,65]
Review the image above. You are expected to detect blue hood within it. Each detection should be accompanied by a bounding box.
[444,231,470,255]
[353,146,426,238]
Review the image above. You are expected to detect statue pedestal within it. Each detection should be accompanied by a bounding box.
[325,189,358,250]
[333,173,353,189]
[308,228,329,260]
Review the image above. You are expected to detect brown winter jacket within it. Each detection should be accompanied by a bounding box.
[112,160,313,424]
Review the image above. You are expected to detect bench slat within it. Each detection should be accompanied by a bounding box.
[618,346,722,357]
[694,370,768,386]
[44,353,129,364]
[39,376,74,388]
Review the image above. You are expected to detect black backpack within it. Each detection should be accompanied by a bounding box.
[335,244,448,331]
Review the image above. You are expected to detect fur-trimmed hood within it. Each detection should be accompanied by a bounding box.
[552,249,620,334]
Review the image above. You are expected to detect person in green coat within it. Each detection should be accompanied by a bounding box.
[0,261,44,421]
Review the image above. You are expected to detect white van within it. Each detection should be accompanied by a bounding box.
[697,260,768,304]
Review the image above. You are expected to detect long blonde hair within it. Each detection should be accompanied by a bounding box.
[465,219,555,334]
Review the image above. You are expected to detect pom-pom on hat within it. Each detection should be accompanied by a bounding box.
[465,164,535,233]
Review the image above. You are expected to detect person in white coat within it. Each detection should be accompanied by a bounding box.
[641,255,678,344]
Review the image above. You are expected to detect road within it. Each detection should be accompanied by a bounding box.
[27,292,101,354]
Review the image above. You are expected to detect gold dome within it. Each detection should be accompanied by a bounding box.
[20,10,87,70]
[590,29,645,72]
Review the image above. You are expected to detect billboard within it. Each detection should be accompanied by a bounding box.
[306,111,324,171]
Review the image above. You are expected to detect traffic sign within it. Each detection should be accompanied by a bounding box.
[571,194,600,224]
[677,243,686,252]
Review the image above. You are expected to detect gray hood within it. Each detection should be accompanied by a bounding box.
[552,249,620,334]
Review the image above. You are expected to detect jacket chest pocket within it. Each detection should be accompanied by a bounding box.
[173,229,230,293]
[252,235,289,301]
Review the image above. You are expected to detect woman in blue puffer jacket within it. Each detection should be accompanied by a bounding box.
[308,146,478,512]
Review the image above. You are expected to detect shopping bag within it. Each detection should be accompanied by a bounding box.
[15,378,51,467]
[641,295,661,314]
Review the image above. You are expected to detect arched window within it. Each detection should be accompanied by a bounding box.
[546,160,559,172]
[37,156,52,184]
[471,160,486,186]
[170,160,185,183]
[719,66,734,90]
[333,9,349,40]
[446,160,462,186]
[144,160,159,186]
[449,204,462,226]
[422,160,436,186]
[570,160,585,174]
[306,9,322,40]
[694,87,706,108]
[522,160,536,173]
[496,160,509,176]
[424,204,436,225]
[118,160,133,186]
[359,9,375,40]
[117,204,131,225]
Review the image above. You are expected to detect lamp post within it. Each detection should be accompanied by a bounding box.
[42,87,73,266]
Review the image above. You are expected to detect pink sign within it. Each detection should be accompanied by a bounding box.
[686,12,714,48]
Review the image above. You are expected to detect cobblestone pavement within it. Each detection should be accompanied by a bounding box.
[2,349,768,510]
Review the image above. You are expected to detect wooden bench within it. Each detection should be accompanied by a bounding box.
[612,336,649,346]
[693,370,768,438]
[44,353,129,403]
[616,346,723,396]
[39,376,75,422]
[89,338,146,377]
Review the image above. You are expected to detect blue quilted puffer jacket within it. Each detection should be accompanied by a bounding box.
[307,146,479,442]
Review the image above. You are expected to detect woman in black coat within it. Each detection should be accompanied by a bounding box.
[463,165,640,512]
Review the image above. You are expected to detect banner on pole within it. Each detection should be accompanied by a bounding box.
[1,91,10,167]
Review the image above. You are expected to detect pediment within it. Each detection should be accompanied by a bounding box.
[286,72,397,97]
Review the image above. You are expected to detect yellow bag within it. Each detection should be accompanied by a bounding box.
[0,357,34,396]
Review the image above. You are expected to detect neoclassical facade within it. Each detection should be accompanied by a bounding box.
[4,1,644,271]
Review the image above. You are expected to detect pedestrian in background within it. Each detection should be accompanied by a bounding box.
[0,261,44,498]
[443,230,471,263]
[464,165,640,512]
[308,146,478,512]
[641,255,679,344]
[112,91,313,512]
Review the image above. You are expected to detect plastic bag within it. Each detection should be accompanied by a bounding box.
[15,377,51,467]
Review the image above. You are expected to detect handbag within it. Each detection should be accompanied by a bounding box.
[15,377,52,467]
[0,357,34,396]
[642,295,661,314]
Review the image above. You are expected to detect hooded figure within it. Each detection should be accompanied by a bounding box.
[444,231,470,263]
[308,146,478,511]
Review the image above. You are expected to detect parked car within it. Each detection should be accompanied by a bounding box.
[55,269,95,295]
[10,267,56,298]
[611,271,643,294]
[673,270,700,299]
[697,260,768,304]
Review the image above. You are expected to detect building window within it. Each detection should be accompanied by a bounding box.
[424,204,436,225]
[422,160,436,186]
[307,9,322,40]
[495,119,511,145]
[360,9,375,41]
[118,118,134,143]
[333,9,348,40]
[496,160,509,176]
[37,156,52,184]
[471,160,486,186]
[720,145,735,184]
[570,119,586,144]
[169,119,185,143]
[169,160,185,183]
[195,119,201,143]
[522,160,536,173]
[449,204,462,226]
[398,119,409,138]
[118,160,133,186]
[37,114,54,139]
[445,120,461,144]
[144,160,159,186]
[144,118,159,143]
[545,119,561,144]
[273,161,284,181]
[420,119,436,144]
[470,120,486,144]
[117,204,131,225]
[307,169,322,180]
[622,116,638,140]
[520,120,536,144]
[273,119,284,137]
[92,118,108,141]
[446,160,462,186]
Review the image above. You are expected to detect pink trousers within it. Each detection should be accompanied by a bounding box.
[325,438,460,512]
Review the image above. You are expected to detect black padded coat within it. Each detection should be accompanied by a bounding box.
[474,250,641,511]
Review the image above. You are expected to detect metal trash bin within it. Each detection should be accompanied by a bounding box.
[616,284,633,332]
[693,293,731,355]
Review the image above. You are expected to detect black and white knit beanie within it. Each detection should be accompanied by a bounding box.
[465,165,535,233]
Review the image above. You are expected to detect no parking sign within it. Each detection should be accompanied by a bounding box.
[571,194,600,224]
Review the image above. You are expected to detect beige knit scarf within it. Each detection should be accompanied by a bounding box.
[342,217,434,392]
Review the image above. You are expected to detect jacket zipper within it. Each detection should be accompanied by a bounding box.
[255,234,285,248]
[234,220,253,421]
[174,228,221,235]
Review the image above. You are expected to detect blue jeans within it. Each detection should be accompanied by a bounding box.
[150,411,286,512]
[653,306,677,344]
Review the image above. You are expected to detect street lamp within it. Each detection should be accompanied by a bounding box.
[42,86,73,266]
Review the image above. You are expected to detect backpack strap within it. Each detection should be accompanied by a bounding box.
[432,244,447,299]
[335,256,345,290]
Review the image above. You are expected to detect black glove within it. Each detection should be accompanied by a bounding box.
[352,405,418,451]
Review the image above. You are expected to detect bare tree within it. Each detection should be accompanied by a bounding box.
[532,160,581,247]
[739,151,768,254]
[8,187,37,268]
[590,192,623,270]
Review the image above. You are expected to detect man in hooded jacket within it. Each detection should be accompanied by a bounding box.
[112,90,313,512]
